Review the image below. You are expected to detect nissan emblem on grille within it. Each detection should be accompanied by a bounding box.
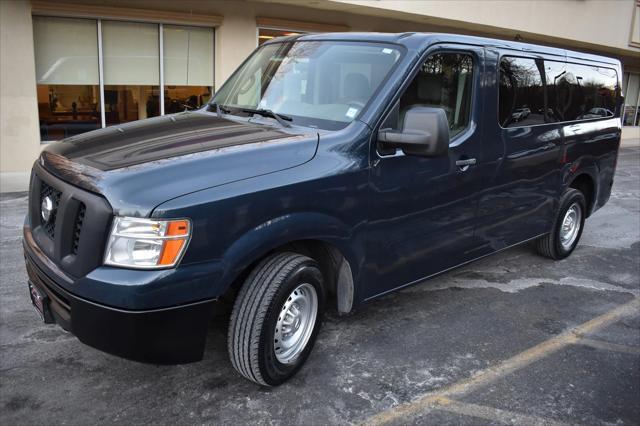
[41,195,54,223]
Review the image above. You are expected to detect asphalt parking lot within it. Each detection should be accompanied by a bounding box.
[1,145,639,425]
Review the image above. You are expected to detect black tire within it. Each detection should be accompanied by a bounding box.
[536,188,586,260]
[227,252,324,386]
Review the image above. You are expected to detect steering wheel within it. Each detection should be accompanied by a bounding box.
[238,75,256,95]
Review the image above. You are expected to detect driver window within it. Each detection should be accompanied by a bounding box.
[385,52,473,138]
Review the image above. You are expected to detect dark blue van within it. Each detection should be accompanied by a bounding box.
[23,33,623,386]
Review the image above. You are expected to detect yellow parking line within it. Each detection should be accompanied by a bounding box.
[430,396,570,426]
[575,338,640,355]
[363,298,640,426]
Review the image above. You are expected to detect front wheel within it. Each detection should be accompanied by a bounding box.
[228,252,324,386]
[536,188,586,260]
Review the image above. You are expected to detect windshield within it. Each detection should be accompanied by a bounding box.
[211,41,403,130]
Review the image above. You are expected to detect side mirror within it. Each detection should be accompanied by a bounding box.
[378,106,450,157]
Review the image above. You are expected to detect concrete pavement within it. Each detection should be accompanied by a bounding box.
[0,146,638,425]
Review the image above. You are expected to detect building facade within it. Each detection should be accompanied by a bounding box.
[1,0,639,188]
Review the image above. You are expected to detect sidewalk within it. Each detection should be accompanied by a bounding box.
[0,172,30,194]
[622,137,640,147]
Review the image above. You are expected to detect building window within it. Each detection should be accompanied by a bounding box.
[33,16,101,141]
[33,16,214,141]
[102,21,160,125]
[163,25,214,113]
[623,72,640,126]
[257,28,304,45]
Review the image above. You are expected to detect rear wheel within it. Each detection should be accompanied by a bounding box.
[228,252,324,386]
[536,188,586,260]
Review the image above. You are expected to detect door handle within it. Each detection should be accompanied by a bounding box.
[456,158,476,172]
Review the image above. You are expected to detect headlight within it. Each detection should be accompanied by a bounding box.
[104,217,191,269]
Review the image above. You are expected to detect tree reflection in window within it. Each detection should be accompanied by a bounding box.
[500,56,619,127]
[499,57,546,128]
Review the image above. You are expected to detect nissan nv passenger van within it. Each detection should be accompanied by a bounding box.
[24,33,622,385]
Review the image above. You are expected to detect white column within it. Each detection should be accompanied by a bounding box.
[97,19,106,128]
[159,23,165,115]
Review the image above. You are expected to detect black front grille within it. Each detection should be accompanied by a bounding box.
[40,181,62,239]
[29,163,113,278]
[72,203,86,255]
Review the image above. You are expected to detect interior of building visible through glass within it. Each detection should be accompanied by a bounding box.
[622,72,640,126]
[101,20,160,126]
[103,85,159,125]
[37,84,101,140]
[164,86,212,113]
[38,83,213,138]
[163,24,215,113]
[33,16,101,141]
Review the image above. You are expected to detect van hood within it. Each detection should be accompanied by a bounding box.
[41,111,319,216]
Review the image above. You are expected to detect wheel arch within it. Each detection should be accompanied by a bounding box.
[568,172,597,217]
[219,213,362,314]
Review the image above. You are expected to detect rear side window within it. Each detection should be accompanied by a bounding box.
[499,57,546,127]
[499,55,619,127]
[546,62,618,122]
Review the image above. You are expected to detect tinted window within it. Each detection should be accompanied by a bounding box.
[499,56,619,127]
[499,57,546,127]
[388,53,473,137]
[546,61,617,122]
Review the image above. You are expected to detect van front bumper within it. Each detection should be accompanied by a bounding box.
[23,227,216,364]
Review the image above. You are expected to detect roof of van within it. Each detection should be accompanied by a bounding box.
[267,32,620,67]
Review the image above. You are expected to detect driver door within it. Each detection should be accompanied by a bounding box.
[363,46,486,299]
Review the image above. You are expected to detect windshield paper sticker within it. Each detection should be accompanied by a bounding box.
[346,107,359,118]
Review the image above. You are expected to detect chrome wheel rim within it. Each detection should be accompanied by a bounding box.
[560,203,581,250]
[274,283,318,364]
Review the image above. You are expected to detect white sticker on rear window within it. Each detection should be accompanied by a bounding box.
[346,107,359,118]
[382,48,393,54]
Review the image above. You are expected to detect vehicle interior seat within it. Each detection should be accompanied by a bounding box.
[399,74,453,128]
[342,73,371,104]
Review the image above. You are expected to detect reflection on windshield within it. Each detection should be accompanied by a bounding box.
[212,41,402,130]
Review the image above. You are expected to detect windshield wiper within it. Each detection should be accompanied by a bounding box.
[241,108,292,128]
[210,102,231,116]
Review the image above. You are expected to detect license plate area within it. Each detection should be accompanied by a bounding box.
[28,281,54,323]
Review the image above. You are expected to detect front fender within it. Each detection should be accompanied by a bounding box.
[219,212,365,293]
